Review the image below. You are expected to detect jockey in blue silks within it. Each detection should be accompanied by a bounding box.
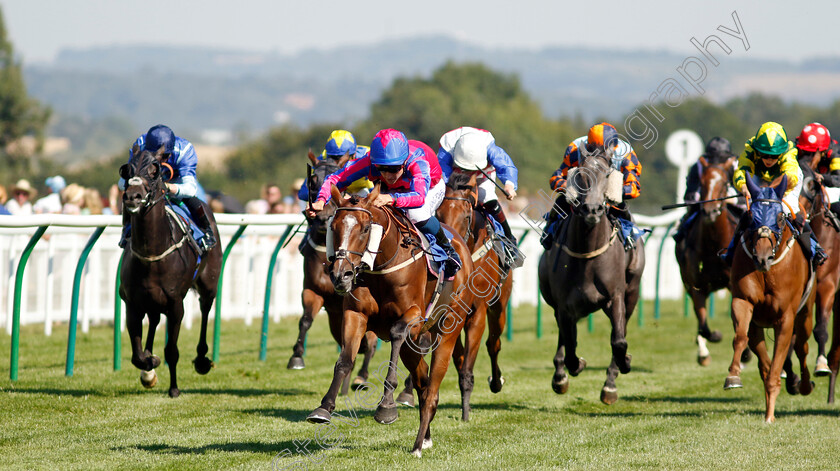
[118,124,216,253]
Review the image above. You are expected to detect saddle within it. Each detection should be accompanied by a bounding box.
[166,200,206,254]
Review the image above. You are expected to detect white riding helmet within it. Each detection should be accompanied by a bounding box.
[452,132,492,170]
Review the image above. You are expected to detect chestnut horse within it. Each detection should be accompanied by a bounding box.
[437,171,513,419]
[119,146,222,397]
[306,184,474,456]
[724,174,814,423]
[538,149,645,405]
[287,152,378,395]
[675,156,738,365]
[798,160,840,382]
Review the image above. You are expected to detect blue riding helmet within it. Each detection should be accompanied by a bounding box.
[145,124,176,155]
[369,129,409,166]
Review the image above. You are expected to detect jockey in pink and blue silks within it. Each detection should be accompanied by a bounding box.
[309,128,461,277]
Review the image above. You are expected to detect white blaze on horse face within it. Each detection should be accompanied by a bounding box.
[707,172,724,198]
[127,176,144,187]
[338,214,358,253]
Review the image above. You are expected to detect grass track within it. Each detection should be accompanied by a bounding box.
[1,300,839,470]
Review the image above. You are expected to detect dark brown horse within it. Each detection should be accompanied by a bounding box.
[306,184,474,456]
[538,149,645,404]
[798,159,840,383]
[119,146,222,397]
[724,174,814,423]
[287,151,378,395]
[675,156,738,365]
[437,171,512,419]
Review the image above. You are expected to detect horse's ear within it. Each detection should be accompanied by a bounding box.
[119,164,130,180]
[774,174,788,200]
[131,144,141,159]
[307,149,318,166]
[745,172,760,198]
[154,145,167,160]
[330,184,347,207]
[336,152,352,169]
[467,172,478,188]
[698,156,709,167]
[724,156,737,168]
[149,160,161,179]
[366,183,381,204]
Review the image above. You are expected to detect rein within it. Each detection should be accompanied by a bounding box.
[443,194,475,245]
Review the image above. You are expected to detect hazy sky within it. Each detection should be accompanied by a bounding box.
[3,0,837,63]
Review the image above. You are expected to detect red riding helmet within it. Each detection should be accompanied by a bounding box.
[796,123,831,153]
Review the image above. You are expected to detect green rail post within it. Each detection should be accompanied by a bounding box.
[10,226,48,381]
[637,230,655,328]
[259,225,295,361]
[505,230,529,342]
[654,222,676,321]
[213,225,248,364]
[709,293,716,319]
[66,227,105,377]
[536,276,542,339]
[114,255,124,371]
[588,313,594,332]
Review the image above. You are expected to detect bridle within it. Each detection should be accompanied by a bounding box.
[740,198,788,265]
[442,186,476,244]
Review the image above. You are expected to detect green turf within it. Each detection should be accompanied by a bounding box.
[1,301,839,470]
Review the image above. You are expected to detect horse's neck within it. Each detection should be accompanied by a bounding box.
[130,202,179,254]
[567,213,613,251]
[699,209,734,248]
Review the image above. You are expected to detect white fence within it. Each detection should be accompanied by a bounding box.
[0,210,688,335]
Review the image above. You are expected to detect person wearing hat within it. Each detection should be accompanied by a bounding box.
[297,129,374,203]
[118,124,216,253]
[7,179,35,215]
[672,137,738,243]
[722,122,826,267]
[34,175,66,214]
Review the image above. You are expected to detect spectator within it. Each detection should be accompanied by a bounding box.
[34,175,66,214]
[269,201,287,214]
[7,179,35,215]
[83,188,104,215]
[107,184,122,215]
[61,183,85,215]
[290,178,306,212]
[0,184,10,215]
[245,183,282,215]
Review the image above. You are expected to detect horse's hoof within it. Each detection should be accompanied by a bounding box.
[740,349,753,363]
[140,369,158,388]
[697,354,711,367]
[552,375,569,394]
[150,355,162,369]
[567,358,586,377]
[193,356,214,375]
[422,438,433,450]
[169,388,181,398]
[780,370,787,379]
[411,449,422,458]
[351,376,367,389]
[816,355,831,377]
[374,405,399,424]
[306,408,332,424]
[600,386,618,405]
[287,356,305,370]
[488,375,505,393]
[799,380,815,396]
[723,376,743,390]
[705,330,723,343]
[765,416,776,425]
[785,375,801,396]
[618,354,632,374]
[396,391,415,407]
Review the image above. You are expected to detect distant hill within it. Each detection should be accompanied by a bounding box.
[22,36,840,161]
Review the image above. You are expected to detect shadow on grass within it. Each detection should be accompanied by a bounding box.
[621,395,749,404]
[242,403,384,422]
[118,440,293,455]
[3,387,308,398]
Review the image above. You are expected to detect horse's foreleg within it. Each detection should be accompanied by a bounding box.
[601,358,620,405]
[144,312,161,363]
[794,305,814,396]
[560,312,586,376]
[165,304,184,398]
[352,331,378,388]
[457,304,486,422]
[725,298,752,389]
[828,294,840,403]
[411,333,457,457]
[289,289,323,370]
[399,344,429,457]
[374,314,415,425]
[812,289,833,376]
[606,296,631,374]
[306,310,366,424]
[748,323,770,384]
[551,317,568,394]
[192,290,214,375]
[127,307,153,372]
[765,314,795,424]
[691,291,719,367]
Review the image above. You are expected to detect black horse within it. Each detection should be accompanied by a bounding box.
[119,145,222,397]
[287,151,378,395]
[538,148,645,404]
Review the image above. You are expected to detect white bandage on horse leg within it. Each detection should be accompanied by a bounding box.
[605,169,624,205]
[565,168,579,203]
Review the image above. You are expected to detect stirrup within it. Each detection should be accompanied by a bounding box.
[199,234,217,254]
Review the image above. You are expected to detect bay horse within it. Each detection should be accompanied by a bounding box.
[119,146,222,397]
[725,174,814,423]
[538,149,645,405]
[798,160,840,383]
[675,156,738,365]
[287,151,378,396]
[306,184,474,457]
[435,171,512,420]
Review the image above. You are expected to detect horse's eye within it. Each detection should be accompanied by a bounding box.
[362,226,369,234]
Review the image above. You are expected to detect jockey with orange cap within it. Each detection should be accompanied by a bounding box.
[543,122,642,249]
[722,121,826,266]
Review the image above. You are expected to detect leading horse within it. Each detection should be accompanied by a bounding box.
[306,184,474,456]
[287,151,378,395]
[119,146,222,397]
[675,156,738,365]
[724,174,814,423]
[538,149,645,404]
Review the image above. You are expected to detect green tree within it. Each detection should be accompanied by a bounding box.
[0,5,50,179]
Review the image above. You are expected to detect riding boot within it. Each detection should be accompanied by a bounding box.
[672,207,697,244]
[610,201,633,222]
[118,208,131,248]
[541,195,572,250]
[483,200,519,267]
[795,213,827,266]
[722,214,751,266]
[434,226,462,278]
[184,197,217,254]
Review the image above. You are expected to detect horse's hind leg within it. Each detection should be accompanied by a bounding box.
[601,358,620,405]
[352,332,378,388]
[289,290,323,370]
[164,303,185,398]
[812,289,833,376]
[551,317,569,394]
[400,346,429,457]
[764,315,794,423]
[782,344,801,396]
[691,291,718,366]
[561,312,586,376]
[487,294,508,393]
[411,333,457,457]
[193,287,215,375]
[606,296,632,374]
[793,307,815,396]
[374,317,414,425]
[458,304,486,422]
[827,294,840,403]
[725,298,753,389]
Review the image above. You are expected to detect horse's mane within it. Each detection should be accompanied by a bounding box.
[447,172,474,191]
